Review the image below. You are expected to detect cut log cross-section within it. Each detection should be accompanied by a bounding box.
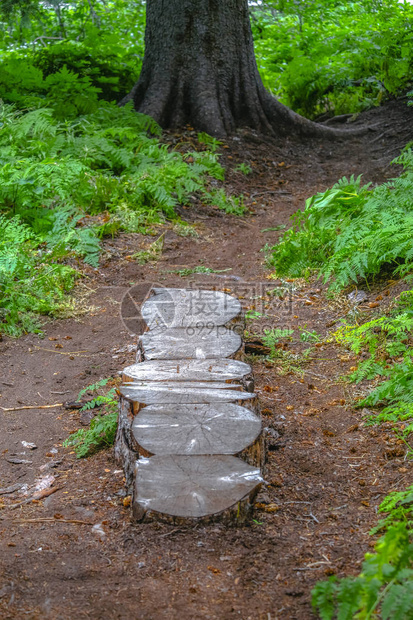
[132,455,262,524]
[141,288,242,330]
[115,288,265,524]
[131,403,264,466]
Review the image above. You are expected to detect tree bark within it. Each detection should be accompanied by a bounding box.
[122,0,355,138]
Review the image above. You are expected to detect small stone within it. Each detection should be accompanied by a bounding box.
[21,441,37,450]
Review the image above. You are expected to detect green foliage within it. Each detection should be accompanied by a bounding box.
[131,234,164,264]
[197,132,223,153]
[333,289,413,433]
[64,409,118,458]
[262,327,294,353]
[32,37,141,102]
[234,163,253,175]
[63,378,118,458]
[372,486,413,535]
[312,523,413,620]
[172,222,199,238]
[0,214,76,335]
[261,225,286,232]
[0,94,233,332]
[299,328,321,343]
[0,0,246,335]
[253,0,413,118]
[76,377,110,400]
[268,149,413,291]
[0,0,146,87]
[314,289,413,617]
[205,188,246,215]
[1,0,412,123]
[313,480,413,619]
[168,265,232,277]
[245,310,265,321]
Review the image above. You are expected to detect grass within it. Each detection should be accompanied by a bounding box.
[168,266,232,277]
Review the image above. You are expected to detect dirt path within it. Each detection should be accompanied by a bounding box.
[0,99,412,619]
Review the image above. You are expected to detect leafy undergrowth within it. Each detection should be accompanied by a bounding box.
[0,0,247,335]
[3,1,412,123]
[266,144,413,618]
[0,215,76,335]
[0,0,146,104]
[252,0,413,119]
[313,484,413,619]
[267,148,413,292]
[312,521,413,619]
[266,146,413,435]
[334,289,413,435]
[0,96,239,334]
[63,378,119,458]
[312,292,413,616]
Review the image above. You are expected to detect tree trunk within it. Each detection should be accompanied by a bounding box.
[122,0,352,138]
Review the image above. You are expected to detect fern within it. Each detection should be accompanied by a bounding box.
[312,523,413,620]
[313,478,413,618]
[0,94,238,333]
[253,1,413,118]
[333,289,413,430]
[76,377,110,400]
[267,150,413,290]
[262,327,294,355]
[63,378,118,458]
[371,486,413,535]
[64,409,118,458]
[0,214,76,335]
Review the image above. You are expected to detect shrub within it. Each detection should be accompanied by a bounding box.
[267,149,413,291]
[0,215,76,335]
[252,1,413,118]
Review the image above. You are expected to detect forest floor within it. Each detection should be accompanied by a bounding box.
[0,98,412,620]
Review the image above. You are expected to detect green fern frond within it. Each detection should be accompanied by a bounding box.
[267,149,413,290]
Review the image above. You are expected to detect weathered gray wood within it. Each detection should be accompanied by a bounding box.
[116,286,265,523]
[119,382,256,405]
[114,397,138,491]
[133,455,262,523]
[123,358,252,384]
[139,327,242,360]
[131,403,262,456]
[116,393,263,479]
[141,288,242,330]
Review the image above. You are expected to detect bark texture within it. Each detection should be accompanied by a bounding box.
[123,0,352,137]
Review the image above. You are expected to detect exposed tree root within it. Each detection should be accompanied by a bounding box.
[119,0,370,140]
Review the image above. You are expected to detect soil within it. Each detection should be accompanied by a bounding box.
[0,97,412,620]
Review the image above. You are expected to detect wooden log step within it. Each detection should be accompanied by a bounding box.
[139,327,242,360]
[122,358,252,385]
[132,455,262,523]
[116,287,265,523]
[119,382,256,405]
[131,403,262,457]
[141,288,242,330]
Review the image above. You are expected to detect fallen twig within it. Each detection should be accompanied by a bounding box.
[250,190,291,199]
[160,528,185,538]
[14,518,93,525]
[0,403,63,412]
[34,346,88,356]
[0,484,23,495]
[284,500,312,505]
[1,486,61,510]
[304,513,320,524]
